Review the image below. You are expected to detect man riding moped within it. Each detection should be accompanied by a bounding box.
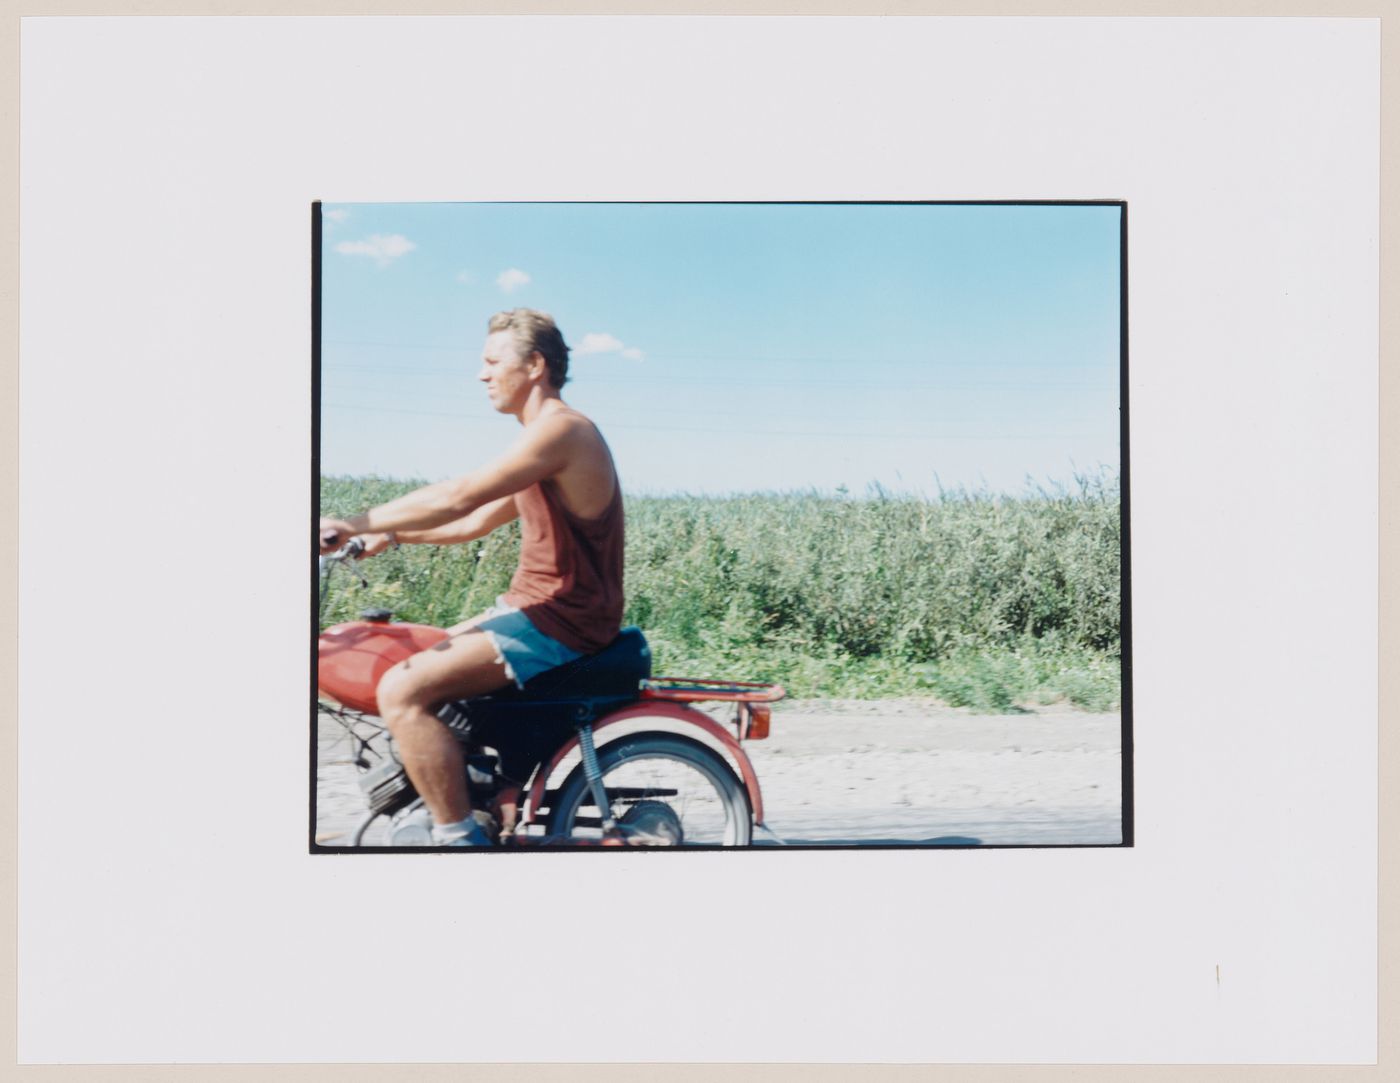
[319,308,624,847]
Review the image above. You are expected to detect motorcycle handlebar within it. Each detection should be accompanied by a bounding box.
[321,535,366,562]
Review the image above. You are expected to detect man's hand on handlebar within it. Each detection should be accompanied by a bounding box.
[319,516,358,556]
[320,517,398,560]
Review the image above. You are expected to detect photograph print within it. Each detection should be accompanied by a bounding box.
[314,200,1127,851]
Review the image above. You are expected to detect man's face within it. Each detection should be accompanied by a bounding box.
[479,330,538,414]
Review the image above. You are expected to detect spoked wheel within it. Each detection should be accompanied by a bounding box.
[547,734,752,846]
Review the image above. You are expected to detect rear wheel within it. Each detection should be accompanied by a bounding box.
[547,733,752,846]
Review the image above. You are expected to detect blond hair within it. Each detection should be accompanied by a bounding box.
[488,308,570,389]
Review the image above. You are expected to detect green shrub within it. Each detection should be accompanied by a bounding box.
[319,474,1122,710]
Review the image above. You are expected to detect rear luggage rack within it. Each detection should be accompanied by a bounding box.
[640,677,786,704]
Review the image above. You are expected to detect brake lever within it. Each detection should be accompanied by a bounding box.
[320,540,370,590]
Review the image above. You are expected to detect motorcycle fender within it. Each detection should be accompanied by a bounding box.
[522,702,765,827]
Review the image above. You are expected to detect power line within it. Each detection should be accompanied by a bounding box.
[324,386,1114,429]
[321,339,1113,372]
[322,362,1113,391]
[322,402,1103,442]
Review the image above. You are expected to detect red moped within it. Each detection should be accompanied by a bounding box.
[317,541,784,848]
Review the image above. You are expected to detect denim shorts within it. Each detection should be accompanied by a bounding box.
[475,598,583,689]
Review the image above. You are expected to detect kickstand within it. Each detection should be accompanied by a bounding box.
[755,823,789,846]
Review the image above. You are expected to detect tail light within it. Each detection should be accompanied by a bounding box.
[742,703,771,740]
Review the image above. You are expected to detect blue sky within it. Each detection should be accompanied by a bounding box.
[319,202,1121,497]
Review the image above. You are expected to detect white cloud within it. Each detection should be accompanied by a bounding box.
[333,233,416,267]
[323,208,350,224]
[455,270,477,285]
[575,332,646,362]
[577,332,625,355]
[496,268,531,293]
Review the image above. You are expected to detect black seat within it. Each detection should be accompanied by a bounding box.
[435,627,652,786]
[435,627,651,765]
[499,625,652,700]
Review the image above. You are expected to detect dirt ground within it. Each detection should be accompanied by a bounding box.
[742,699,1122,845]
[315,698,1123,848]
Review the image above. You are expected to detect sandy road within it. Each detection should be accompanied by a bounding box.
[743,700,1122,846]
[315,699,1122,847]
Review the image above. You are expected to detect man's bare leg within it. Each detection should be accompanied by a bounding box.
[375,629,511,825]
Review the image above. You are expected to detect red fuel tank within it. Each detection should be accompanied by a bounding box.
[317,620,449,714]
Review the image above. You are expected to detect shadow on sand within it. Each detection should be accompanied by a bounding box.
[755,835,984,848]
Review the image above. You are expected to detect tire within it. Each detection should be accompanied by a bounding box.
[547,733,753,846]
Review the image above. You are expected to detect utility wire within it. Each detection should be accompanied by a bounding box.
[322,401,1098,441]
[322,338,1113,371]
[324,386,1113,429]
[322,362,1113,391]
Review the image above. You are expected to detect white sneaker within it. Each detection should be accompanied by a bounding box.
[431,816,494,847]
[388,806,496,847]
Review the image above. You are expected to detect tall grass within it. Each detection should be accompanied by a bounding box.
[320,475,1122,711]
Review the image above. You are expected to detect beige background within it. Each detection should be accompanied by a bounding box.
[4,1,1391,1079]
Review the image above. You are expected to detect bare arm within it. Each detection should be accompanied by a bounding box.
[395,495,519,545]
[331,416,574,537]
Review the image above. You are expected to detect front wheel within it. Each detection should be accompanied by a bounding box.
[547,733,752,846]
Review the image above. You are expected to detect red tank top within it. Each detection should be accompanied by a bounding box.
[501,472,625,655]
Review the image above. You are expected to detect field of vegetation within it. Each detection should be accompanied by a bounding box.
[320,475,1122,711]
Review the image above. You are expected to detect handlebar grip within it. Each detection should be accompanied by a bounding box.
[320,528,343,550]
